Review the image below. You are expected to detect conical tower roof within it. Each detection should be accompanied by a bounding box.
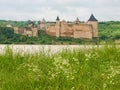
[56,16,60,21]
[75,17,80,23]
[88,14,98,21]
[76,17,80,22]
[41,18,46,23]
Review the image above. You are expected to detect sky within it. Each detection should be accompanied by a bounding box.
[0,0,120,21]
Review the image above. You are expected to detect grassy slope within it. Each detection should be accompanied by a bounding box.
[0,45,120,90]
[0,21,120,44]
[99,21,120,40]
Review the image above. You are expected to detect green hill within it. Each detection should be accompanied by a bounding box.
[0,20,120,44]
[99,21,120,40]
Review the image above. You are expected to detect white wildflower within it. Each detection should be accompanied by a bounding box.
[71,87,75,90]
[103,83,107,89]
[73,57,79,64]
[49,56,75,80]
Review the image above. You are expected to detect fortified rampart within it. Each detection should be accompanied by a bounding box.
[42,14,98,39]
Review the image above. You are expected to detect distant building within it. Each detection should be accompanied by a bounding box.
[14,22,38,37]
[40,18,47,30]
[41,14,98,39]
[14,14,98,39]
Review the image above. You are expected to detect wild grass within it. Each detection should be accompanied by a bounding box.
[0,45,120,90]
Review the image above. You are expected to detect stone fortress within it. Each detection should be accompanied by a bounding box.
[14,14,98,39]
[14,22,38,37]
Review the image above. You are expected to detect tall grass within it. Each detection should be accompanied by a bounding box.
[0,45,120,90]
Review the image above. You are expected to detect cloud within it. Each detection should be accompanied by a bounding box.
[0,0,120,21]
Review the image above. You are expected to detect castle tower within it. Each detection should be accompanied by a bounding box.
[40,18,47,30]
[75,17,80,24]
[87,14,98,38]
[56,16,60,37]
[32,27,38,37]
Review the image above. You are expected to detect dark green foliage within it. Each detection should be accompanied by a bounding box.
[99,21,120,40]
[0,20,28,27]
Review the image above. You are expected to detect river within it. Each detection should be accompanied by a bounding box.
[0,45,102,54]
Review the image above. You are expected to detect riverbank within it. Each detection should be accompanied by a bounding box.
[0,45,103,54]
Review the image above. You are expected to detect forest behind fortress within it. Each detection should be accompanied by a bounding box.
[0,20,120,44]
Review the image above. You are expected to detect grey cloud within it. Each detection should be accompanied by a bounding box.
[0,0,120,21]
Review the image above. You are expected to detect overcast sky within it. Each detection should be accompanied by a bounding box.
[0,0,120,21]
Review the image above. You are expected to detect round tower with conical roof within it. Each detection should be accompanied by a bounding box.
[87,14,98,38]
[56,16,60,37]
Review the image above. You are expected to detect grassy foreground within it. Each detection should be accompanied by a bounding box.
[0,45,120,90]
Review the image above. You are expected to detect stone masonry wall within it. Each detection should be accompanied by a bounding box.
[46,21,95,39]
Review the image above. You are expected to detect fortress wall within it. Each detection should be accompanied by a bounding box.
[87,21,98,38]
[60,22,67,34]
[46,22,93,39]
[73,24,93,39]
[14,27,38,37]
[32,28,38,37]
[42,15,98,39]
[40,23,46,30]
[59,23,73,37]
[25,30,33,37]
[14,27,19,34]
[46,26,56,36]
[18,28,24,34]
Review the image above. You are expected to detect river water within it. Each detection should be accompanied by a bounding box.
[0,45,102,54]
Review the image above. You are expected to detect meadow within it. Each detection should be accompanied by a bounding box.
[0,45,120,90]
